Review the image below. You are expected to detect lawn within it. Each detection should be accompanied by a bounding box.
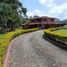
[44,28,67,45]
[0,34,5,39]
[0,34,6,67]
[53,29,67,36]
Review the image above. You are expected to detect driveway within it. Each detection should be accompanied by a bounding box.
[9,30,67,67]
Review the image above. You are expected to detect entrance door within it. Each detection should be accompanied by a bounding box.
[39,24,45,29]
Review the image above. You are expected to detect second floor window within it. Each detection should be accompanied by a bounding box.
[51,19,54,22]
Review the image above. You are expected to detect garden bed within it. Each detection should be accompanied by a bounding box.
[44,27,67,45]
[0,28,39,67]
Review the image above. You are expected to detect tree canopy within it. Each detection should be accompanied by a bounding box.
[0,0,27,31]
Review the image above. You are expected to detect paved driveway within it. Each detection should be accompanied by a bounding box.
[9,30,67,67]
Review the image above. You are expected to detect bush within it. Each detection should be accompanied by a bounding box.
[0,28,39,67]
[44,27,67,44]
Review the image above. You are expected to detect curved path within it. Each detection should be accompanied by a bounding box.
[9,30,67,67]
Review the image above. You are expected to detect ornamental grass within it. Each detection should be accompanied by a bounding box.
[0,28,39,67]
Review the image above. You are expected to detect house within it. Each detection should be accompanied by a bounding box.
[22,16,64,29]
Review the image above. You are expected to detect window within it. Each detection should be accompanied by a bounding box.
[44,19,47,21]
[51,19,54,22]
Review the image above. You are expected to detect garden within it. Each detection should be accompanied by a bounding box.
[44,27,67,45]
[0,28,39,67]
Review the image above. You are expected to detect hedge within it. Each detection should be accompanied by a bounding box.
[44,27,67,45]
[0,28,39,67]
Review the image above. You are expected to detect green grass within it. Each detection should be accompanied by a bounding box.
[44,28,67,45]
[53,29,67,35]
[0,34,5,39]
[0,33,5,67]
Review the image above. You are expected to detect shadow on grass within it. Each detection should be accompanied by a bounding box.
[0,32,4,34]
[43,34,67,51]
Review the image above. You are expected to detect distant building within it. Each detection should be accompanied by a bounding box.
[22,16,64,29]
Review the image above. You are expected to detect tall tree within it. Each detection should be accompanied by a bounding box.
[0,0,27,31]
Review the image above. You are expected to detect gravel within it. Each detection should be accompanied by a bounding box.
[9,30,67,67]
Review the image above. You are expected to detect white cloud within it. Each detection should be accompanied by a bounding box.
[27,9,45,17]
[38,0,55,7]
[38,0,67,19]
[47,3,67,18]
[50,3,67,14]
[27,3,67,20]
[27,0,67,20]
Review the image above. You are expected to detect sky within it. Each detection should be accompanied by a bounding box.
[19,0,67,20]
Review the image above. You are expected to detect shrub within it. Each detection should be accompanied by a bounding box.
[0,28,39,67]
[44,27,67,44]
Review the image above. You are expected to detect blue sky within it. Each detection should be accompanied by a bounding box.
[20,0,67,20]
